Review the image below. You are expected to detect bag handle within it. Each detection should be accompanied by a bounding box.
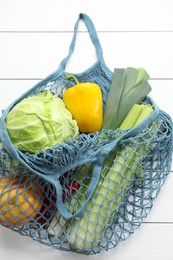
[59,13,104,70]
[0,97,161,220]
[54,156,105,219]
[54,97,161,219]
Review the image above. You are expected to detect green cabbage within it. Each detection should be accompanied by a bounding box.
[6,91,79,153]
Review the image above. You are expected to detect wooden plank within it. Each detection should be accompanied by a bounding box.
[0,80,37,112]
[0,223,173,259]
[0,2,173,259]
[0,0,173,31]
[149,80,173,116]
[109,224,173,260]
[0,32,173,79]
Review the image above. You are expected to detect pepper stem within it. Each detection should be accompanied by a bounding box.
[66,74,80,85]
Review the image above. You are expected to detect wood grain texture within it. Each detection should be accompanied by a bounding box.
[0,0,173,259]
[0,32,173,79]
[0,0,173,31]
[0,223,173,260]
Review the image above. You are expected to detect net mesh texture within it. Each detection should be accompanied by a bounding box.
[0,72,172,255]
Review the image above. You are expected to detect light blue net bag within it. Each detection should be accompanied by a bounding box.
[0,13,172,255]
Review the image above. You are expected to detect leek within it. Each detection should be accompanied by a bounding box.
[103,67,151,130]
[67,104,154,252]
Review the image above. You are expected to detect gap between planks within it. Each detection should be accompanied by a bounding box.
[0,30,173,33]
[1,78,173,81]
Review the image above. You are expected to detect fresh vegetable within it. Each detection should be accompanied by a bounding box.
[64,181,80,197]
[47,205,67,238]
[0,175,44,227]
[66,103,154,251]
[62,180,80,200]
[5,90,79,153]
[48,169,86,238]
[103,67,152,130]
[63,74,103,133]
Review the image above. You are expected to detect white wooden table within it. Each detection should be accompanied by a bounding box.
[0,1,173,259]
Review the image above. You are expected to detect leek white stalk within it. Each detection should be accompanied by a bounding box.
[67,104,154,252]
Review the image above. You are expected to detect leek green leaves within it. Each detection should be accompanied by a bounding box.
[103,67,151,130]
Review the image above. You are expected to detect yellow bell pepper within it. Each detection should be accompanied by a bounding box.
[63,74,103,133]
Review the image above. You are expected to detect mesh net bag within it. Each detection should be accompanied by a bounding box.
[0,13,173,255]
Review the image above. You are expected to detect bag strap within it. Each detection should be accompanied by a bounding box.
[54,97,161,219]
[59,13,104,70]
[54,156,104,219]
